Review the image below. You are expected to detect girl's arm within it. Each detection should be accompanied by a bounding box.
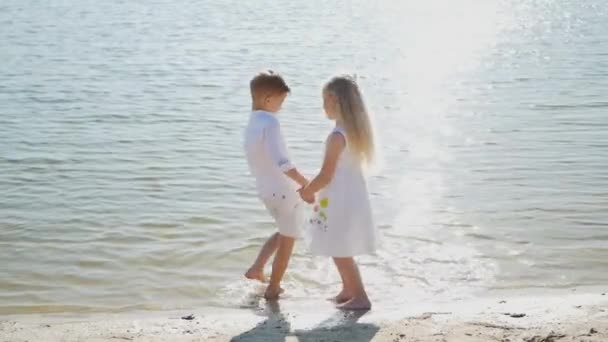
[301,132,345,199]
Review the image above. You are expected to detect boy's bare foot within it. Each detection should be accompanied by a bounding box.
[329,289,352,304]
[337,296,371,311]
[264,285,284,300]
[245,267,267,283]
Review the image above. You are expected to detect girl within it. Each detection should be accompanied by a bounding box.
[298,75,377,310]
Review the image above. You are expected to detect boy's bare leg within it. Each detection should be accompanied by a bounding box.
[264,234,295,300]
[245,232,280,282]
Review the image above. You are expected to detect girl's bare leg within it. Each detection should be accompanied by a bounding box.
[333,257,371,310]
[331,257,353,304]
[245,233,280,282]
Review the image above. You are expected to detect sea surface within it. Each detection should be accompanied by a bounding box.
[1,0,607,315]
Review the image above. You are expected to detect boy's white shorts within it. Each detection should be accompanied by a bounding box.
[262,191,304,239]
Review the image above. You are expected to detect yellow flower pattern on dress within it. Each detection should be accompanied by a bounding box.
[319,211,327,222]
[309,198,330,232]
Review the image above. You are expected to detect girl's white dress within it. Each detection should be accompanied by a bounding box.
[308,126,377,257]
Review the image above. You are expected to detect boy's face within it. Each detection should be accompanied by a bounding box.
[262,92,288,113]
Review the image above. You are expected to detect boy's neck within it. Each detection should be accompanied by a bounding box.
[252,106,276,114]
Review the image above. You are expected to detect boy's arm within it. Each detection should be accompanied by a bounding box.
[264,120,307,187]
[285,168,308,187]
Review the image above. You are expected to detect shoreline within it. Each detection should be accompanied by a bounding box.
[1,289,606,341]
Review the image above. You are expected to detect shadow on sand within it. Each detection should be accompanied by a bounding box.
[231,296,379,342]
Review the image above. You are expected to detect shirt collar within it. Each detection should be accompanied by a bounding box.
[252,110,276,116]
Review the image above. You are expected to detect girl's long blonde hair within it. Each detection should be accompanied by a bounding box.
[325,75,375,166]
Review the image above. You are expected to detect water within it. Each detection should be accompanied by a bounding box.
[1,0,607,315]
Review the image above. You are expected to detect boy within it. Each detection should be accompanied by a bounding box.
[243,70,308,299]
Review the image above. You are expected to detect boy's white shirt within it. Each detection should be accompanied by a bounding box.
[244,110,296,198]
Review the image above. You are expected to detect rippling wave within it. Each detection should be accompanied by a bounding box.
[1,0,607,315]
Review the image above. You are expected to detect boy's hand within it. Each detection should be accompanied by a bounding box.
[298,186,315,204]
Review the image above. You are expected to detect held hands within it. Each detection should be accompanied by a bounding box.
[295,177,314,204]
[297,185,315,204]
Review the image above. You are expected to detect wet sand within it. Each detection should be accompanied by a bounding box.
[1,290,606,341]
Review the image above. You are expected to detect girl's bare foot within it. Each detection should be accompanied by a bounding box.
[263,285,284,300]
[338,296,371,311]
[329,289,352,304]
[244,267,267,283]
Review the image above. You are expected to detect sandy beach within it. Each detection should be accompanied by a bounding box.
[2,290,606,342]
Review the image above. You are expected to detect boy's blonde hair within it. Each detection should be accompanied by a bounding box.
[324,75,375,166]
[250,70,290,99]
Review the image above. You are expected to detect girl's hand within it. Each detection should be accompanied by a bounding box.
[298,186,315,204]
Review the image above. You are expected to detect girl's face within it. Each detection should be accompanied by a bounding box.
[323,89,339,120]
